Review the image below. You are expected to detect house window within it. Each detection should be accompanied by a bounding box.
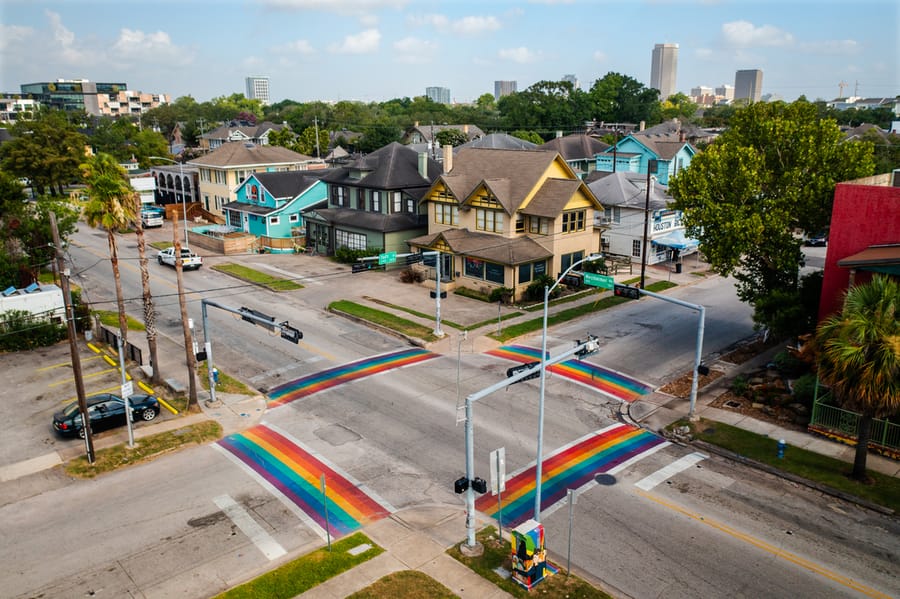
[562,209,586,233]
[561,251,584,273]
[333,186,346,207]
[528,216,549,235]
[406,197,415,213]
[214,170,226,184]
[392,192,402,213]
[435,204,458,225]
[228,211,241,228]
[632,239,642,257]
[464,257,484,278]
[237,170,248,184]
[518,260,547,284]
[248,185,259,202]
[269,216,280,225]
[335,229,366,250]
[516,217,525,233]
[200,169,211,182]
[604,206,621,224]
[465,257,505,284]
[371,191,382,212]
[476,209,503,233]
[289,214,299,223]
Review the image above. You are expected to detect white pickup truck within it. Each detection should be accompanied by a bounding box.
[156,247,202,270]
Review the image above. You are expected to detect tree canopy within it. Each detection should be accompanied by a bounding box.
[669,100,875,327]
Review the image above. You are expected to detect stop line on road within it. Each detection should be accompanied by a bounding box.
[476,423,669,528]
[214,423,394,540]
[267,347,438,407]
[487,344,655,402]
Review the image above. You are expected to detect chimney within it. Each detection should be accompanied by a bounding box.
[443,144,453,174]
[639,121,646,131]
[679,130,686,143]
[414,121,419,128]
[463,124,469,135]
[556,130,563,138]
[418,152,428,179]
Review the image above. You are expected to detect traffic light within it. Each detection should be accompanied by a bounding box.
[279,322,303,344]
[454,476,469,494]
[575,335,600,358]
[506,361,540,382]
[406,253,423,265]
[471,477,487,494]
[240,307,276,330]
[614,284,640,299]
[430,290,448,299]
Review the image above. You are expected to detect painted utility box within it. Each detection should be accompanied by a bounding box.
[510,519,551,589]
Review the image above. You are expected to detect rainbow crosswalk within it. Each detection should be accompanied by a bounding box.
[487,344,654,402]
[216,424,393,539]
[475,423,668,528]
[268,347,438,407]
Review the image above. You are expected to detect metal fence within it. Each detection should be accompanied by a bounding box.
[809,397,899,454]
[98,325,143,365]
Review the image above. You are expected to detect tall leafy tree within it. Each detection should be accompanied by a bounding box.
[587,72,661,125]
[669,100,875,325]
[80,153,138,343]
[815,275,900,481]
[1,109,88,196]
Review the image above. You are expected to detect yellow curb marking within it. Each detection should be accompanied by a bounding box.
[87,343,102,354]
[156,397,179,415]
[636,489,891,598]
[102,355,117,367]
[137,381,155,394]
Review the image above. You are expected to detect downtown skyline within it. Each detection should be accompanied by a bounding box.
[1,0,897,105]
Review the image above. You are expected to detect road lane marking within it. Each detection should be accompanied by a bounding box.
[635,451,707,490]
[636,489,892,599]
[213,494,286,561]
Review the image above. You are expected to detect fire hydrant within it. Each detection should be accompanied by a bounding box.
[212,367,220,387]
[777,439,786,459]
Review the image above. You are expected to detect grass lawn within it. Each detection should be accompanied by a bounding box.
[347,570,458,599]
[490,295,629,342]
[198,362,256,395]
[94,310,146,331]
[329,300,438,342]
[212,262,303,291]
[448,527,610,598]
[685,418,900,512]
[214,532,383,599]
[365,297,465,330]
[65,420,222,477]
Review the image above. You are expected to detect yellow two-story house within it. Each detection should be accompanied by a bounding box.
[408,147,603,301]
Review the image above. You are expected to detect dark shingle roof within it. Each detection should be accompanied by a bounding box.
[321,142,441,195]
[306,207,425,233]
[189,143,314,167]
[253,170,333,199]
[538,134,609,161]
[586,171,670,210]
[458,133,538,150]
[407,228,553,265]
[520,179,584,218]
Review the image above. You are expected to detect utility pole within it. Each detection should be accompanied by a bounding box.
[314,116,321,158]
[640,159,658,290]
[51,212,94,463]
[173,213,197,410]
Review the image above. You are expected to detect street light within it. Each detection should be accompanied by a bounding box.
[534,253,603,521]
[149,156,190,248]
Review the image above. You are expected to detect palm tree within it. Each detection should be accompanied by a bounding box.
[132,198,161,384]
[81,153,137,344]
[815,275,900,481]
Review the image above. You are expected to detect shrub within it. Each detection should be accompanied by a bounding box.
[791,373,818,407]
[731,375,749,397]
[334,246,382,264]
[525,275,560,302]
[489,287,514,303]
[399,268,424,283]
[773,350,806,377]
[0,309,67,351]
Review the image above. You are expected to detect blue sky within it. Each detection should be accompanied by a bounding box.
[1,0,897,105]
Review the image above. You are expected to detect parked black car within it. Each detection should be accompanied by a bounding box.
[804,233,828,247]
[52,393,160,438]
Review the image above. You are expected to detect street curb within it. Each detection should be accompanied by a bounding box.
[691,440,895,518]
[327,306,428,348]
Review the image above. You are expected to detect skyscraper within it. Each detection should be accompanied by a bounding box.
[734,70,763,103]
[494,80,517,101]
[562,74,579,90]
[426,86,451,104]
[245,76,270,105]
[650,43,678,101]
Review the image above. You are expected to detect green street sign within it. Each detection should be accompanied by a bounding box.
[377,251,397,265]
[583,272,614,289]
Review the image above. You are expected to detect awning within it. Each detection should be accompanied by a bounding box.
[653,229,699,251]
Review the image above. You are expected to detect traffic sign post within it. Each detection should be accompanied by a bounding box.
[583,272,614,289]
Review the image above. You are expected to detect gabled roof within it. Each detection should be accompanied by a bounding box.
[188,143,314,168]
[407,228,553,265]
[404,123,484,143]
[458,133,537,151]
[202,121,287,141]
[433,148,598,215]
[538,134,609,161]
[586,171,671,210]
[321,142,441,196]
[519,179,584,217]
[626,133,696,160]
[303,207,425,233]
[250,170,332,200]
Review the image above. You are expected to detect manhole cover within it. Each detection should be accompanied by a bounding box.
[724,400,742,409]
[594,474,617,486]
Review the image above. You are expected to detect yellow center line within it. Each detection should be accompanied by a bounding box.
[635,489,891,599]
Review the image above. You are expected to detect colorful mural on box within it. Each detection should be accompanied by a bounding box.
[268,347,438,407]
[217,424,393,538]
[487,344,654,402]
[475,423,668,528]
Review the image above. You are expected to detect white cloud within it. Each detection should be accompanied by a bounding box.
[112,28,184,63]
[328,29,381,54]
[799,39,859,54]
[408,13,500,35]
[722,20,793,47]
[0,23,33,51]
[262,0,407,10]
[45,10,89,64]
[393,36,436,64]
[592,50,607,62]
[274,39,316,55]
[498,47,540,64]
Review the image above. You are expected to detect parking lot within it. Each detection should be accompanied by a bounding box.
[0,340,171,469]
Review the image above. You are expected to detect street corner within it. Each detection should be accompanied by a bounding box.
[199,391,268,434]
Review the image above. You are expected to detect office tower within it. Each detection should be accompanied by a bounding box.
[426,86,451,104]
[650,43,678,100]
[562,74,579,90]
[734,70,763,102]
[245,76,270,105]
[494,80,517,101]
[715,84,734,101]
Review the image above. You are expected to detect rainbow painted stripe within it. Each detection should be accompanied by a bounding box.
[475,423,666,528]
[268,347,438,407]
[218,424,392,538]
[487,344,654,402]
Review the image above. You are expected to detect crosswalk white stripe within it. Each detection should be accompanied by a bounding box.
[635,451,707,491]
[213,494,287,560]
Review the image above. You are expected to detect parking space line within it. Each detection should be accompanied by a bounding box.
[38,355,104,371]
[50,367,119,387]
[635,451,707,491]
[63,385,121,403]
[213,494,286,560]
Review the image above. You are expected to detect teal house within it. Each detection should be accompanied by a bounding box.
[226,171,330,248]
[595,131,696,185]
